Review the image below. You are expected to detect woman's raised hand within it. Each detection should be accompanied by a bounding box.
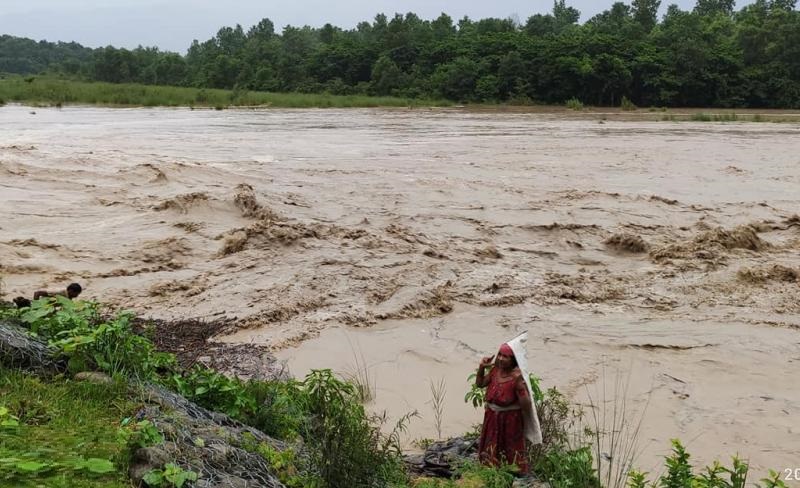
[479,355,494,369]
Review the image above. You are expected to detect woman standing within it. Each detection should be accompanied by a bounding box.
[475,341,540,473]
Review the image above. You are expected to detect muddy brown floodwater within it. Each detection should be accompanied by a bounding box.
[1,105,799,476]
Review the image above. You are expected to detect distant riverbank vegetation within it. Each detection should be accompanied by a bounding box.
[1,0,799,109]
[0,77,450,108]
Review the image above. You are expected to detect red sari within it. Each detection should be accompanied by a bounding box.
[478,368,529,473]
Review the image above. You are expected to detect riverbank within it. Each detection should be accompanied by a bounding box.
[3,78,800,122]
[0,304,790,488]
[0,76,451,109]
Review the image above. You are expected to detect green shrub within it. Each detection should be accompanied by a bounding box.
[16,298,175,378]
[621,96,637,111]
[535,446,598,488]
[566,97,584,110]
[0,77,451,108]
[691,112,712,122]
[142,463,198,487]
[301,369,408,487]
[626,440,785,488]
[712,113,738,122]
[246,440,318,488]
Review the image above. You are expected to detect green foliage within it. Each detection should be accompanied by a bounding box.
[566,97,584,110]
[0,406,20,428]
[170,366,409,487]
[464,372,487,408]
[168,365,306,439]
[627,440,784,488]
[535,446,599,488]
[170,365,256,418]
[141,463,198,487]
[117,420,164,449]
[247,440,318,488]
[759,470,789,488]
[15,298,175,379]
[0,367,134,487]
[1,2,799,108]
[301,369,408,487]
[621,96,637,111]
[627,469,650,488]
[0,76,449,108]
[661,439,693,488]
[465,371,543,408]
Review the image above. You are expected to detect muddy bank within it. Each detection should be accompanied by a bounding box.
[1,105,799,476]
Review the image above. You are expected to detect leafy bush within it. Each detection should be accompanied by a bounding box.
[302,369,408,487]
[142,463,198,487]
[621,96,637,111]
[117,419,164,449]
[535,446,598,488]
[627,440,787,488]
[16,298,175,378]
[566,98,584,110]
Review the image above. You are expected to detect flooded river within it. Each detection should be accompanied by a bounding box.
[1,105,799,475]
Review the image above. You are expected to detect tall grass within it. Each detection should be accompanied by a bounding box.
[0,76,451,108]
[691,112,713,121]
[343,336,376,403]
[584,366,650,488]
[566,97,584,110]
[620,96,637,111]
[429,377,447,440]
[0,367,135,488]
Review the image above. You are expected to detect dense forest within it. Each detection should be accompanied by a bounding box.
[1,0,799,107]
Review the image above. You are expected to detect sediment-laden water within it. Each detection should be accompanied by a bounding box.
[1,104,798,475]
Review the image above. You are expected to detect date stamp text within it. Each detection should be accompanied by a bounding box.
[783,468,800,482]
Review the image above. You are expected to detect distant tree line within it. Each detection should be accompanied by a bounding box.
[2,0,799,107]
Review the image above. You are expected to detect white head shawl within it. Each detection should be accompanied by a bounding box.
[505,331,543,445]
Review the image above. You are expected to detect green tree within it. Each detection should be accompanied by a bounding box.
[430,56,482,101]
[632,0,662,31]
[370,55,406,95]
[694,0,737,16]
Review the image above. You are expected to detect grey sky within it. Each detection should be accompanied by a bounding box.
[1,0,755,53]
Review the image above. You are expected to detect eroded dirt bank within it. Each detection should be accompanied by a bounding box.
[1,105,799,475]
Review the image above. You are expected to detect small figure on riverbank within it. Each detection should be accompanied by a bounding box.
[14,282,83,307]
[33,282,83,301]
[475,335,542,474]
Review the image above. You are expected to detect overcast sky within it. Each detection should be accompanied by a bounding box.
[1,0,755,53]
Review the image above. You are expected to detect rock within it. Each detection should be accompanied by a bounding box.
[513,477,551,488]
[196,474,251,488]
[207,443,233,464]
[129,462,153,484]
[74,371,113,384]
[0,319,66,373]
[405,436,478,478]
[133,445,172,467]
